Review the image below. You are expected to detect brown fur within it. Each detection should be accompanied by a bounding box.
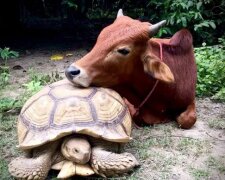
[70,16,197,129]
[121,29,197,127]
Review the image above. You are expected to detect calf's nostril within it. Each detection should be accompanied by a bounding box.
[66,66,81,78]
[70,69,80,76]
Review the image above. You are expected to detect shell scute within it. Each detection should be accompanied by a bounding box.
[22,95,55,128]
[54,98,93,126]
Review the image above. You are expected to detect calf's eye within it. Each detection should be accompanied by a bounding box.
[117,48,130,55]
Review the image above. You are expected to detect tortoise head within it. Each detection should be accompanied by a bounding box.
[61,136,91,164]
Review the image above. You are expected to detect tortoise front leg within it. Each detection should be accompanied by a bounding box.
[90,147,139,177]
[8,142,58,180]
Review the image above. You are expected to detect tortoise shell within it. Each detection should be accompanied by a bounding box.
[18,79,132,150]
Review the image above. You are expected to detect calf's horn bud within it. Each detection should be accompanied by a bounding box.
[117,9,124,18]
[149,20,166,37]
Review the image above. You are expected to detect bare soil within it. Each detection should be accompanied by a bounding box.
[1,49,225,180]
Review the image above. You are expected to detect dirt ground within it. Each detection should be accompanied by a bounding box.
[1,49,225,180]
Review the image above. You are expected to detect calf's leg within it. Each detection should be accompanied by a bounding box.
[176,101,196,129]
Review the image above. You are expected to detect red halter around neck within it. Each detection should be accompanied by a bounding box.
[133,42,163,126]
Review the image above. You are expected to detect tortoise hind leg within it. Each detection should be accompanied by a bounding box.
[90,147,139,177]
[8,142,58,180]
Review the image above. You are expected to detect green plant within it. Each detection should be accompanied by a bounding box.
[23,81,43,93]
[23,69,62,94]
[0,157,12,179]
[61,0,78,9]
[176,138,210,156]
[0,96,27,116]
[208,119,225,129]
[206,156,225,173]
[27,68,62,84]
[189,167,209,180]
[0,47,19,88]
[0,70,62,119]
[0,98,17,113]
[212,87,225,101]
[147,0,218,43]
[0,47,19,63]
[0,114,19,180]
[0,66,10,87]
[195,39,225,99]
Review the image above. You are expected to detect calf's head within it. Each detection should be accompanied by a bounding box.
[66,9,174,87]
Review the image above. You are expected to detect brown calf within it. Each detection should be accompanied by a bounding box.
[65,10,197,129]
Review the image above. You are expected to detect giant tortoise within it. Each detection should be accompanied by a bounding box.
[8,79,139,179]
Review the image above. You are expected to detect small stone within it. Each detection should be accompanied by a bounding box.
[34,175,39,179]
[12,65,23,70]
[22,174,28,178]
[28,175,33,180]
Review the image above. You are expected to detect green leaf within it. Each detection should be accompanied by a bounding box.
[202,22,209,27]
[0,47,19,60]
[195,39,225,97]
[187,1,193,8]
[209,21,216,29]
[170,17,174,25]
[194,25,199,31]
[197,2,202,10]
[177,19,181,24]
[181,17,187,27]
[10,51,19,58]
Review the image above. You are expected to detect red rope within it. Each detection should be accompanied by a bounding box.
[136,80,159,113]
[133,42,163,126]
[159,42,163,60]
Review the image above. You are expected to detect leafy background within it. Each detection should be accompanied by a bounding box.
[60,0,225,45]
[1,0,225,99]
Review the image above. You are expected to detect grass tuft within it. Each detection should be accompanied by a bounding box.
[208,119,225,129]
[176,138,210,156]
[189,167,209,180]
[206,156,225,173]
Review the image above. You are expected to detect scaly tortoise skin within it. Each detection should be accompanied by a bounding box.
[8,79,139,179]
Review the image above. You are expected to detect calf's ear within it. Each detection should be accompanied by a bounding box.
[143,55,174,83]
